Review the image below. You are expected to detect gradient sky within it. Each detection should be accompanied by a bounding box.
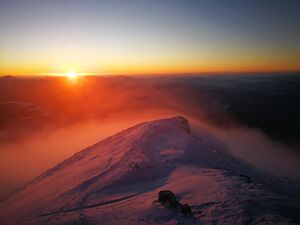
[0,0,300,75]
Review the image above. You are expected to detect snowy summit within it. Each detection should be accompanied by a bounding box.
[0,117,299,225]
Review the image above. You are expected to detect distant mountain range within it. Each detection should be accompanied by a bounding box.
[0,75,17,79]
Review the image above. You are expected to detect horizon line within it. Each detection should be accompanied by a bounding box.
[2,70,300,78]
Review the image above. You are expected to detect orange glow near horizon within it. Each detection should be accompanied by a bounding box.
[2,65,300,77]
[1,39,300,76]
[1,36,300,76]
[1,53,300,77]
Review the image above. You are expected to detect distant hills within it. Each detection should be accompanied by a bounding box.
[0,75,17,81]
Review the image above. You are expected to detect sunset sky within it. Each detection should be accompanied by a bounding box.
[1,0,300,76]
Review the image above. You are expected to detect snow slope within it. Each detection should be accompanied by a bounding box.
[0,117,299,225]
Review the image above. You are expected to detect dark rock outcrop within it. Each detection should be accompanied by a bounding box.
[158,190,177,205]
[180,204,192,215]
[158,190,192,215]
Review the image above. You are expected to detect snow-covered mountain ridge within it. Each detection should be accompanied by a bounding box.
[0,116,299,225]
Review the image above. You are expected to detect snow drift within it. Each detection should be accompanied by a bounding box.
[0,117,299,225]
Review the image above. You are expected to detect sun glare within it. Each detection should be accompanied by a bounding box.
[66,69,78,79]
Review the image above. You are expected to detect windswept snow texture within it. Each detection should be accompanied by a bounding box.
[0,117,299,225]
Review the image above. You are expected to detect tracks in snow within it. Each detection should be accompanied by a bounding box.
[38,194,138,217]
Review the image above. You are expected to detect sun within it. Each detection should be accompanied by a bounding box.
[66,69,78,79]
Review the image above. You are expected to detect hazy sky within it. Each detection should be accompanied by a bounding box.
[0,0,300,75]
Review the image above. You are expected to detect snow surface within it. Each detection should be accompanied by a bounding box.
[0,116,299,225]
